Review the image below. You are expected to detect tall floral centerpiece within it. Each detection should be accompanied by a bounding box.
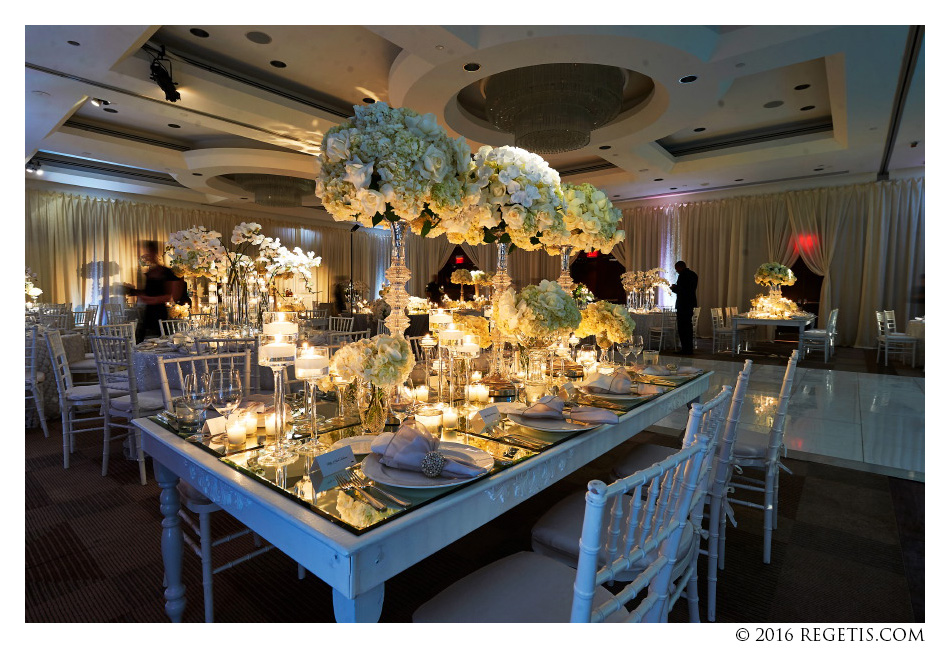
[575,300,636,363]
[621,268,669,311]
[25,268,43,309]
[256,236,322,314]
[548,182,625,290]
[330,335,415,434]
[314,102,473,338]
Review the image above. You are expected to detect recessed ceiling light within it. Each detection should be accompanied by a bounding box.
[670,187,677,190]
[612,194,620,198]
[700,182,709,186]
[435,45,445,50]
[362,97,376,104]
[245,31,272,44]
[463,62,481,72]
[241,197,248,200]
[794,84,811,91]
[638,168,649,172]
[270,60,287,68]
[763,100,784,108]
[813,168,823,172]
[735,62,745,68]
[192,172,203,176]
[103,107,118,113]
[67,40,80,46]
[679,75,698,84]
[190,28,210,38]
[598,145,611,150]
[654,178,663,181]
[800,105,815,111]
[735,178,744,182]
[167,123,181,128]
[693,127,706,132]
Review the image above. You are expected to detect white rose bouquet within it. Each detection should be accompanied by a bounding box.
[575,300,636,344]
[450,268,474,285]
[754,262,796,287]
[443,145,567,250]
[470,270,493,286]
[329,335,415,389]
[549,182,625,254]
[497,280,582,341]
[621,268,668,292]
[314,101,473,234]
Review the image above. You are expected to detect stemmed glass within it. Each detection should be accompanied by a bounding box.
[578,343,597,374]
[617,340,634,368]
[630,335,645,368]
[295,345,329,456]
[258,312,299,466]
[182,372,211,438]
[389,378,418,426]
[209,369,242,440]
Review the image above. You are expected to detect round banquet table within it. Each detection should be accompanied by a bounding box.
[134,344,276,393]
[26,331,85,428]
[627,311,664,344]
[906,318,925,366]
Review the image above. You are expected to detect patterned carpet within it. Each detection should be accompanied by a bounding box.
[24,421,924,623]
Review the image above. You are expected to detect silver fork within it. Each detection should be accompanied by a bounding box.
[348,471,411,508]
[334,474,387,512]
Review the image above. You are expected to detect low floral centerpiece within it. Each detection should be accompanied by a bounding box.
[496,280,582,349]
[452,313,492,349]
[329,335,415,434]
[572,283,595,308]
[575,300,636,362]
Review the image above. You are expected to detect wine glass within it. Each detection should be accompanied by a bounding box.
[184,372,211,432]
[578,343,597,375]
[616,340,634,368]
[209,369,242,439]
[631,335,645,367]
[389,378,417,426]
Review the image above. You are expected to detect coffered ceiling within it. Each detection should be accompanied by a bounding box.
[25,25,924,222]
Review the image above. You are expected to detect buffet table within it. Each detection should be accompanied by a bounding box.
[134,370,711,623]
[731,313,815,356]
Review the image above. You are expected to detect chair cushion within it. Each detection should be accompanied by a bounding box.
[69,358,99,372]
[111,389,177,413]
[732,425,770,459]
[65,384,124,401]
[530,490,694,576]
[611,443,678,480]
[412,551,626,623]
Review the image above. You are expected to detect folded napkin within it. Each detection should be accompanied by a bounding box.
[641,365,672,376]
[567,406,619,425]
[583,369,633,394]
[558,382,579,402]
[370,420,487,479]
[676,367,701,375]
[522,395,566,418]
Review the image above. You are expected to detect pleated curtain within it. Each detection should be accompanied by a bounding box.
[405,232,456,296]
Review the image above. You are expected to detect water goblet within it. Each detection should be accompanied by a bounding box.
[208,369,242,439]
[389,379,418,426]
[631,335,645,367]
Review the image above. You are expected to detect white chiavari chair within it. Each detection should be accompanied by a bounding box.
[191,337,260,391]
[93,322,136,339]
[875,311,916,367]
[527,385,732,623]
[727,350,799,564]
[157,350,277,623]
[648,310,677,351]
[727,306,754,351]
[46,329,125,469]
[26,325,51,437]
[41,303,72,315]
[375,319,388,336]
[189,313,216,328]
[329,316,354,334]
[159,319,192,337]
[39,312,70,330]
[91,334,165,484]
[710,308,735,353]
[801,308,839,363]
[102,303,126,324]
[414,429,713,623]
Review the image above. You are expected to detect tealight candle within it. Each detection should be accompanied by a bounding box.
[262,342,295,360]
[569,335,580,346]
[262,319,298,336]
[413,385,430,402]
[471,371,482,382]
[295,345,330,379]
[442,406,459,430]
[459,337,480,355]
[265,413,277,437]
[429,310,453,326]
[226,417,247,447]
[439,326,464,344]
[415,407,442,436]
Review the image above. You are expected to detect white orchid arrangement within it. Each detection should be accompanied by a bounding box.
[25,267,43,300]
[754,262,796,287]
[496,280,582,340]
[329,334,415,389]
[575,300,636,344]
[442,145,567,250]
[550,182,625,254]
[256,236,322,293]
[314,101,473,233]
[166,226,227,279]
[621,268,669,292]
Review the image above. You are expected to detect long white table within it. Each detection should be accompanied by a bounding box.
[731,313,815,356]
[134,371,711,623]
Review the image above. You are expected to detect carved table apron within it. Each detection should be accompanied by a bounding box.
[135,371,711,623]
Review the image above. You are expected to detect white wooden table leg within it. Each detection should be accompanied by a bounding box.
[332,582,384,622]
[155,460,187,622]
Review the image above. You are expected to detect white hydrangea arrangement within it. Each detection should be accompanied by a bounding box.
[754,261,796,287]
[575,300,636,344]
[496,279,582,340]
[25,267,43,300]
[550,182,625,254]
[450,268,473,285]
[166,226,227,279]
[443,145,567,250]
[314,101,474,232]
[329,335,415,388]
[621,268,669,292]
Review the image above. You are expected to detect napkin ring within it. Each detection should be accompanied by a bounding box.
[421,451,445,477]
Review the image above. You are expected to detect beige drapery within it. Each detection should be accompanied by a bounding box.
[406,233,456,296]
[461,242,498,273]
[25,188,392,307]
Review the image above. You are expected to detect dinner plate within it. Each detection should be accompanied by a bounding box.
[507,413,598,433]
[360,442,493,489]
[328,434,378,455]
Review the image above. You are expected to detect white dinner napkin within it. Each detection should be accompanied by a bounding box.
[370,420,487,478]
[583,369,633,394]
[641,365,672,376]
[522,395,566,418]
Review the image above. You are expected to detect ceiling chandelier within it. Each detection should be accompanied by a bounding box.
[484,63,626,154]
[230,174,316,208]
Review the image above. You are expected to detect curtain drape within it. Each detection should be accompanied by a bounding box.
[25,188,392,309]
[508,248,561,290]
[406,233,456,296]
[461,242,498,273]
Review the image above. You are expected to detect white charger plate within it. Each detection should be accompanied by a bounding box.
[360,442,493,489]
[506,413,598,433]
[328,434,378,455]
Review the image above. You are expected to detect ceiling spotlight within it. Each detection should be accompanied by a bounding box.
[90,98,110,107]
[26,161,43,175]
[148,46,181,103]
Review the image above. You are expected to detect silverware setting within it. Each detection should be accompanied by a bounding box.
[334,474,387,512]
[347,469,411,508]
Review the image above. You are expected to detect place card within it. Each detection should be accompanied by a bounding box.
[469,405,500,434]
[315,445,357,476]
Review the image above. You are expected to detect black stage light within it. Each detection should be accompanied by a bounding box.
[149,52,181,102]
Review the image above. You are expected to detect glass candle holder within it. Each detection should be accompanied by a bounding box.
[415,406,442,437]
[258,311,299,466]
[296,344,329,455]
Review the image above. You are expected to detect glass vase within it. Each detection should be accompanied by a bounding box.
[486,242,513,382]
[359,382,388,435]
[556,245,574,291]
[596,333,613,364]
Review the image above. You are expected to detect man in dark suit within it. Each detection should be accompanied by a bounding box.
[670,260,698,354]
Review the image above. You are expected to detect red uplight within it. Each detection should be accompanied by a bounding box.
[795,233,816,253]
[587,250,599,258]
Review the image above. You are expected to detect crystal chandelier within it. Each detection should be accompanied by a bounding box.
[484,63,625,154]
[230,174,316,208]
